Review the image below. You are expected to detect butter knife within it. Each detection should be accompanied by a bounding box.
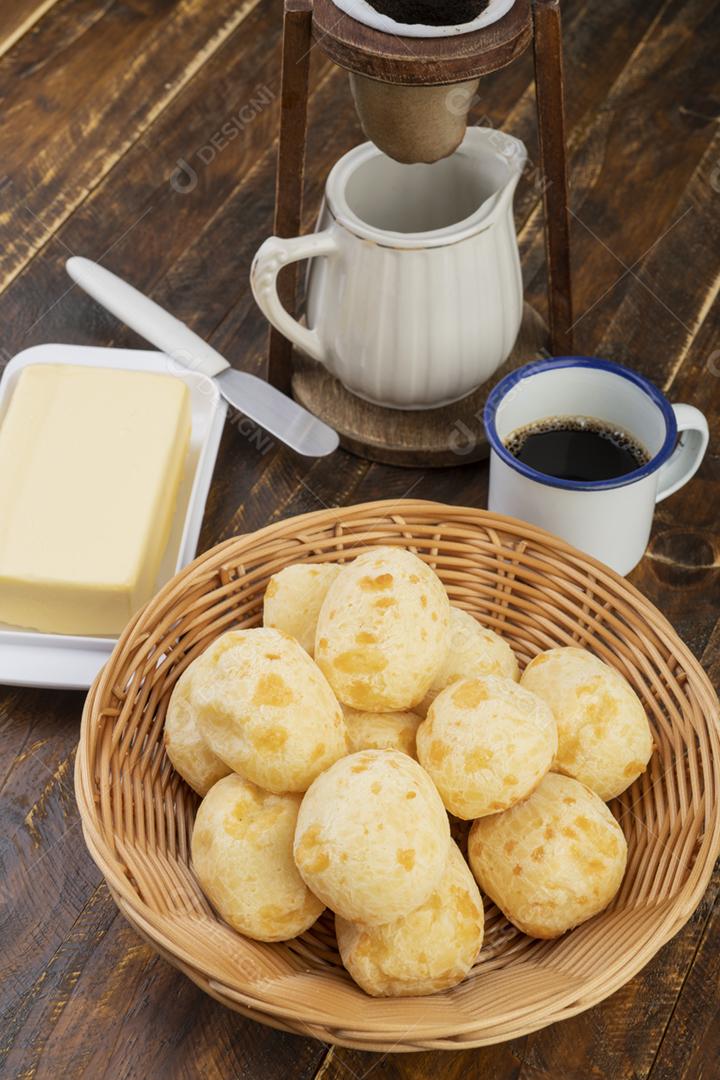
[66,257,339,458]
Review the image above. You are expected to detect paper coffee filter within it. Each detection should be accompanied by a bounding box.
[350,75,479,164]
[332,0,517,38]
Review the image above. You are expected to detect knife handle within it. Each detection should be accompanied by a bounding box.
[66,257,229,379]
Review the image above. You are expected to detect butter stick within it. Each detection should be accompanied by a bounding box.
[0,364,191,635]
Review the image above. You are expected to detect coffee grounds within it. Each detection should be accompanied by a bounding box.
[366,0,490,27]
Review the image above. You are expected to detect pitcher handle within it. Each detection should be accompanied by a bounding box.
[656,404,709,503]
[251,232,338,365]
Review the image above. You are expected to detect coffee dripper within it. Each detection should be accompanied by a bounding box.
[255,0,573,465]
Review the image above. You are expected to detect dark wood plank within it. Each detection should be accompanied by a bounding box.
[647,882,720,1080]
[0,0,266,290]
[533,0,573,353]
[594,124,720,647]
[268,0,314,395]
[482,0,671,249]
[0,2,322,361]
[523,0,720,345]
[2,880,327,1079]
[0,0,61,58]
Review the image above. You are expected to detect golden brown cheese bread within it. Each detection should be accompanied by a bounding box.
[417,675,557,819]
[520,647,654,800]
[468,773,628,939]
[193,628,348,794]
[191,774,325,942]
[263,562,342,656]
[336,841,484,997]
[315,547,450,712]
[294,749,450,925]
[343,705,422,759]
[418,606,519,716]
[163,664,231,796]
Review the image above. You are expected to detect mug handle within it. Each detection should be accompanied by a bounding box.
[655,404,710,503]
[251,232,338,365]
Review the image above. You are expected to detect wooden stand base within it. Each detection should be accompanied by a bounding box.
[292,302,549,468]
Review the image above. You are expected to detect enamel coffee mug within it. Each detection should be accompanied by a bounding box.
[485,357,710,575]
[251,128,527,410]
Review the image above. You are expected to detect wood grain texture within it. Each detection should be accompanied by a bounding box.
[533,0,573,354]
[0,0,719,1075]
[268,0,313,394]
[0,0,266,291]
[0,0,62,60]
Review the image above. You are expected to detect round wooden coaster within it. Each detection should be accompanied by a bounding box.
[292,301,549,468]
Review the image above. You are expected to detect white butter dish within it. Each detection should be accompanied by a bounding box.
[0,344,227,690]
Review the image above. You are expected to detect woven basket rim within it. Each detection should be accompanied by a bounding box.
[75,500,720,1049]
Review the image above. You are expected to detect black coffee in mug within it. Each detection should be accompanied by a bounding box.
[505,416,650,483]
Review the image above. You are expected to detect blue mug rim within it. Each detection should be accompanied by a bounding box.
[483,356,678,492]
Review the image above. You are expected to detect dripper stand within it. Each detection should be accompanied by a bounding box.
[266,0,573,466]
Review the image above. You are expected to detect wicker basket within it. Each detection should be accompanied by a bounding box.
[75,501,720,1051]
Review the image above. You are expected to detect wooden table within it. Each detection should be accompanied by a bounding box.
[1,0,718,1076]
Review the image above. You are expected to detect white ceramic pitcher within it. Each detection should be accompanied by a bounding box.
[251,128,527,410]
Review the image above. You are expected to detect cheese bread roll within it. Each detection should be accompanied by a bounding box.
[263,562,342,656]
[418,607,519,716]
[468,773,628,939]
[417,676,557,819]
[193,628,347,794]
[520,647,653,800]
[164,664,231,796]
[343,706,422,759]
[315,547,450,712]
[192,775,324,942]
[294,749,450,925]
[336,841,484,997]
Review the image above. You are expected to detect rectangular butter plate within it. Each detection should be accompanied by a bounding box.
[0,344,228,690]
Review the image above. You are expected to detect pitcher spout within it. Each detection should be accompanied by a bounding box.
[460,127,528,226]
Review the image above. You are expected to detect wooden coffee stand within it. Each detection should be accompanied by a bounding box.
[267,0,573,466]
